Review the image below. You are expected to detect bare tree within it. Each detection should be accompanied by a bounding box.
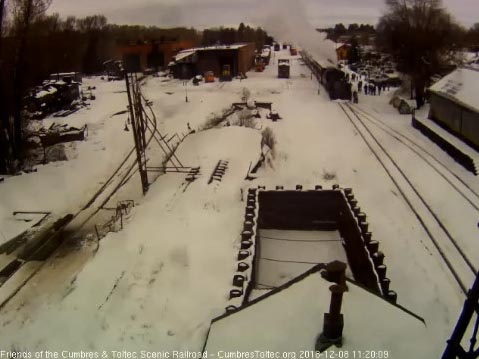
[0,0,8,173]
[377,0,458,108]
[10,0,51,163]
[0,0,5,35]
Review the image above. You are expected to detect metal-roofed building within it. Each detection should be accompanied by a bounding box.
[428,66,479,149]
[117,40,195,72]
[171,43,255,80]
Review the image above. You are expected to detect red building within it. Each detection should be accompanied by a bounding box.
[116,40,195,72]
[336,43,351,61]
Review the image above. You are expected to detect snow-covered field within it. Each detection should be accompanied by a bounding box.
[0,48,478,356]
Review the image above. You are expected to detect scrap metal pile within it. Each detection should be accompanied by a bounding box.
[30,122,88,148]
[24,72,93,120]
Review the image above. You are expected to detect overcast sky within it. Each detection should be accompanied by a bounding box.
[48,0,479,29]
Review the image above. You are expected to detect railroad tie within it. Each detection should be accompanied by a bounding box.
[185,166,201,182]
[208,160,229,184]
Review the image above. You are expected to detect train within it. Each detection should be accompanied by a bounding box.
[278,59,290,78]
[301,51,352,101]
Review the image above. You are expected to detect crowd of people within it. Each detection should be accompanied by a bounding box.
[345,71,391,104]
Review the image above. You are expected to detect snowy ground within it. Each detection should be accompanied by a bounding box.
[0,78,135,243]
[0,48,478,356]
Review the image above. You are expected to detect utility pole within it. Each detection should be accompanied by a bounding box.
[184,80,189,103]
[125,72,149,195]
[442,224,479,359]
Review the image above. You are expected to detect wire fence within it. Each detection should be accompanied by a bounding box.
[94,200,134,240]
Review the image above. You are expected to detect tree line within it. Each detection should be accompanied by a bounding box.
[321,1,478,109]
[202,23,273,50]
[318,23,376,44]
[0,0,271,174]
[376,0,475,108]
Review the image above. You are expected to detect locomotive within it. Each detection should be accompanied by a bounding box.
[301,51,352,101]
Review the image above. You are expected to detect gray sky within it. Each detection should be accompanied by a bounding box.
[48,0,479,29]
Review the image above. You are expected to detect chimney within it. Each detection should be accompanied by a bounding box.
[322,260,347,287]
[315,284,346,352]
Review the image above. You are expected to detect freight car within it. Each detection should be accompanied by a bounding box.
[278,59,290,78]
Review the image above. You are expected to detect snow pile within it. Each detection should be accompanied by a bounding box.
[35,86,58,99]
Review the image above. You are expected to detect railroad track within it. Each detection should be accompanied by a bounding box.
[338,102,478,295]
[0,79,185,309]
[350,104,479,211]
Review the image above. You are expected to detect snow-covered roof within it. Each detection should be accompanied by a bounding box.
[199,43,250,50]
[174,43,252,63]
[462,51,478,63]
[336,43,350,50]
[178,43,250,54]
[205,268,427,355]
[174,49,197,62]
[428,67,479,114]
[35,86,57,98]
[50,72,78,77]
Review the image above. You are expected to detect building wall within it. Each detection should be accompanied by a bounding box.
[197,49,239,77]
[197,50,233,77]
[117,40,195,71]
[336,46,349,61]
[430,93,479,148]
[461,108,479,148]
[237,43,255,75]
[192,44,254,77]
[257,190,381,293]
[160,41,194,65]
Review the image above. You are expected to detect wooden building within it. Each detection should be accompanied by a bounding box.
[428,66,479,149]
[335,43,350,61]
[172,43,255,80]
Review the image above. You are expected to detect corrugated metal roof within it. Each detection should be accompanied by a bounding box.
[174,49,197,62]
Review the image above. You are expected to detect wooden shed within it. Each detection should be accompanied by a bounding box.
[335,43,350,61]
[172,43,255,80]
[428,66,479,150]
